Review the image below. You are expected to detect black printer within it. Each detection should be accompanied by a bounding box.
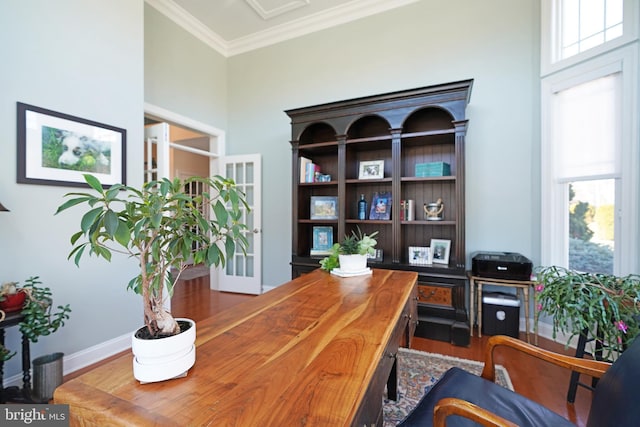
[471,252,532,281]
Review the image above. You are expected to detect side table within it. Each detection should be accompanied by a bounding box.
[468,273,538,344]
[0,311,32,403]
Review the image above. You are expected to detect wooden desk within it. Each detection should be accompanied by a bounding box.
[468,274,538,344]
[54,268,418,426]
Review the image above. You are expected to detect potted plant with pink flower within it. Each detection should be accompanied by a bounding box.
[534,265,640,357]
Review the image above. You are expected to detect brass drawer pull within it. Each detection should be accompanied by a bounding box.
[419,289,437,299]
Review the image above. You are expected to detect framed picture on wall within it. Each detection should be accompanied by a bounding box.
[430,239,451,265]
[16,102,126,188]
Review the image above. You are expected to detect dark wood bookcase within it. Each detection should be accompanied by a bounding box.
[286,80,473,346]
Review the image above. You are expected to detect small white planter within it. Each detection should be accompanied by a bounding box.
[132,317,196,383]
[338,254,368,272]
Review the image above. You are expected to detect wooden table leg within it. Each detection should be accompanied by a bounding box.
[387,356,398,401]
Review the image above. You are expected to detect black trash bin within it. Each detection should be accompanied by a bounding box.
[482,292,520,338]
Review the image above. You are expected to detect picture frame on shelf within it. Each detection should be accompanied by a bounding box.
[430,239,451,264]
[310,196,338,220]
[358,160,384,179]
[310,226,334,256]
[369,191,392,220]
[408,246,431,265]
[16,102,126,188]
[367,249,383,262]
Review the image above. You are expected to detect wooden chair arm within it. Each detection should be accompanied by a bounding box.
[481,335,611,382]
[434,397,518,427]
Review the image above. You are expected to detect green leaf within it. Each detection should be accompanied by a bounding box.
[72,246,86,266]
[114,220,131,247]
[70,231,84,245]
[84,174,104,192]
[213,200,229,226]
[55,196,92,214]
[208,245,221,266]
[224,238,235,262]
[104,209,119,236]
[81,207,104,233]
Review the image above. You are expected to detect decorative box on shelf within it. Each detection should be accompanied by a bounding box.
[415,162,450,177]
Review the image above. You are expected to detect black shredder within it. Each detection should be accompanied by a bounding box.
[482,292,520,338]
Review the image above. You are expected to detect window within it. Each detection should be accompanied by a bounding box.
[559,0,623,60]
[542,0,638,75]
[541,2,639,275]
[541,49,638,275]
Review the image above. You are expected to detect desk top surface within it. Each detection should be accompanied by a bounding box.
[54,268,417,427]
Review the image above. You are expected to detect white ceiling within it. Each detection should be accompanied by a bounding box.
[146,0,419,57]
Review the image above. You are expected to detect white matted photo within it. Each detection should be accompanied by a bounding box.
[358,160,384,179]
[16,102,126,188]
[430,239,451,265]
[408,246,431,265]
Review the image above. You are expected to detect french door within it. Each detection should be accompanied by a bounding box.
[145,122,262,295]
[218,154,262,295]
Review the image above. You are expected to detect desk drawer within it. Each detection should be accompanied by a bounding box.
[417,284,452,307]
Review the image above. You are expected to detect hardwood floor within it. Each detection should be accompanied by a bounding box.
[66,274,594,426]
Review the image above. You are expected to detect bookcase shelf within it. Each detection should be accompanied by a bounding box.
[286,80,473,346]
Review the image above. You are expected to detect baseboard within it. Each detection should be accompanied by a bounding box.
[519,317,580,350]
[2,332,131,389]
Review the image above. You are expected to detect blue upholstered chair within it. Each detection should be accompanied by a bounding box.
[397,334,640,427]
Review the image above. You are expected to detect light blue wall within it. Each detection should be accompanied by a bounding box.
[0,0,144,377]
[227,0,541,287]
[144,4,228,127]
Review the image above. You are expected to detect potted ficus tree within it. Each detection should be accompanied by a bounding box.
[55,174,248,383]
[534,265,640,359]
[319,228,378,274]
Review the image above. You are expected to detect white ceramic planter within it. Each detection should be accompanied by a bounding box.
[338,254,368,272]
[132,317,196,383]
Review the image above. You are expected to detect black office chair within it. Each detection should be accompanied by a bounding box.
[397,334,640,427]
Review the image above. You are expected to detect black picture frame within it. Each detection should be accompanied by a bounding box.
[17,102,126,188]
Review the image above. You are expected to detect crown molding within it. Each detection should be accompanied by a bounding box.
[245,0,310,20]
[228,0,419,56]
[146,0,418,57]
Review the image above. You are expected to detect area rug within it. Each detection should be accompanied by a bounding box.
[383,348,514,426]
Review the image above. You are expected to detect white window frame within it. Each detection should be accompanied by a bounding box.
[540,45,639,274]
[541,0,638,77]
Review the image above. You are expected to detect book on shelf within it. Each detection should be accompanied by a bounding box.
[300,157,312,183]
[400,199,415,221]
[301,157,321,183]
